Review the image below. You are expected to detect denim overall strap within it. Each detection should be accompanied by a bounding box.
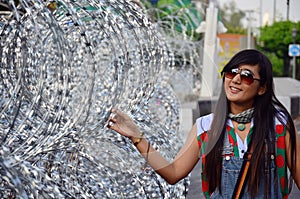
[209,131,282,199]
[232,142,252,199]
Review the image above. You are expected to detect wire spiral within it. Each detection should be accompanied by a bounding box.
[0,0,195,198]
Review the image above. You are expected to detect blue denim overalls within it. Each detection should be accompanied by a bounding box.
[209,131,282,199]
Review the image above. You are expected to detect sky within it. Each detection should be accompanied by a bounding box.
[217,0,300,27]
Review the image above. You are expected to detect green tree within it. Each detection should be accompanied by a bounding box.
[218,0,246,34]
[159,0,203,40]
[258,21,300,78]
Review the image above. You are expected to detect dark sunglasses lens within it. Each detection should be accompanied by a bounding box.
[225,71,237,79]
[240,71,254,84]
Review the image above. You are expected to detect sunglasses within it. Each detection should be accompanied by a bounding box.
[224,68,261,85]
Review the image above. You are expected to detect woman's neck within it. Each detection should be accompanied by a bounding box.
[230,103,254,114]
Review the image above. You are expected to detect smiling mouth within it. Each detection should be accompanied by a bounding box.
[230,86,241,92]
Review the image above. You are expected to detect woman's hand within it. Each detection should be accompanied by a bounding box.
[106,108,140,139]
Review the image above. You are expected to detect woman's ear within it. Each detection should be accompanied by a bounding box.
[258,84,267,95]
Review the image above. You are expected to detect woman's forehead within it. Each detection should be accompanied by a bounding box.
[237,64,260,72]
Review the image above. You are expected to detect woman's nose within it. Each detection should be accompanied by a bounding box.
[231,73,241,84]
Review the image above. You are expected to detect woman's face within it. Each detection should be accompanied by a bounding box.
[224,64,266,109]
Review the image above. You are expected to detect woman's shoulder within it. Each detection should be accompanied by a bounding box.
[196,113,214,136]
[274,110,288,126]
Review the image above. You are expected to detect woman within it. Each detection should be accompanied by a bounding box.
[107,49,300,198]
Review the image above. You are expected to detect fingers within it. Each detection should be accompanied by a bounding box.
[107,120,115,128]
[110,112,117,122]
[106,108,119,129]
[111,108,118,114]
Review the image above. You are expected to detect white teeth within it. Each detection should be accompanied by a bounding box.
[230,86,240,91]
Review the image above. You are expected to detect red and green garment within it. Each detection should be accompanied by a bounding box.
[197,124,288,199]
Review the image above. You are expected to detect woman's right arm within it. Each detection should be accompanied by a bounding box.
[107,108,200,184]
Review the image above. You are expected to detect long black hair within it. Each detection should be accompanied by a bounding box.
[204,49,297,197]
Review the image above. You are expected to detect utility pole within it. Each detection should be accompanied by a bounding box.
[259,0,263,27]
[292,27,297,79]
[273,0,276,23]
[245,10,254,49]
[287,0,290,21]
[197,2,218,97]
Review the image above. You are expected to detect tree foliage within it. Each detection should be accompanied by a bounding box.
[258,21,300,77]
[140,0,203,40]
[218,0,246,34]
